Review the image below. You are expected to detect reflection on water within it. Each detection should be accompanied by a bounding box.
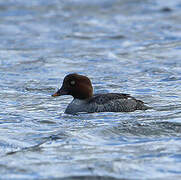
[0,0,181,179]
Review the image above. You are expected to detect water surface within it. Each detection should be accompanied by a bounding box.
[0,0,181,179]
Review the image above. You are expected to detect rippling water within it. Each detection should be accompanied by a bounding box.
[0,0,181,179]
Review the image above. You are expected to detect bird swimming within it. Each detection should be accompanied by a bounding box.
[52,73,150,114]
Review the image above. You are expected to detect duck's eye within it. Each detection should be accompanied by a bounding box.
[70,80,76,86]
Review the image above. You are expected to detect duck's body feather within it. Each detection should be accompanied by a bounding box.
[65,93,149,114]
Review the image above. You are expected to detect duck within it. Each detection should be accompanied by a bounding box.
[52,73,150,114]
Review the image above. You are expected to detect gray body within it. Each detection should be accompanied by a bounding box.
[65,93,149,114]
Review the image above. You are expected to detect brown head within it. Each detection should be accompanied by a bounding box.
[52,73,93,99]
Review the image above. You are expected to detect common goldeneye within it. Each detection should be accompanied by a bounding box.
[52,73,150,114]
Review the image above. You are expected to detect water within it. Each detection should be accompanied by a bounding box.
[0,0,181,179]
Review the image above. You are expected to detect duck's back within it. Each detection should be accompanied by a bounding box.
[87,93,149,113]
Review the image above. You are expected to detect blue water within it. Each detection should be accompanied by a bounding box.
[0,0,181,179]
